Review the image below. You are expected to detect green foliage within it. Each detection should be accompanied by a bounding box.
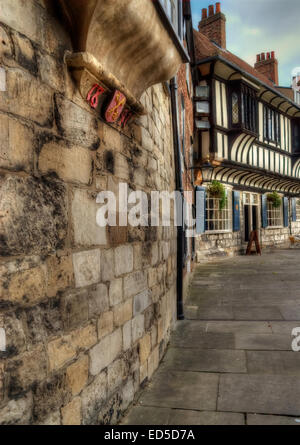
[267,191,282,208]
[208,181,227,210]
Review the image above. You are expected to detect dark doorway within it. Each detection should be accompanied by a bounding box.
[244,205,250,242]
[252,205,257,231]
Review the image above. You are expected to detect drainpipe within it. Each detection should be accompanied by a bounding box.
[170,77,185,321]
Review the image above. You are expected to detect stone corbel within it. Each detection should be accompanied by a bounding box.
[57,0,184,122]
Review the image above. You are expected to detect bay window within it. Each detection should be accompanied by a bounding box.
[263,105,281,144]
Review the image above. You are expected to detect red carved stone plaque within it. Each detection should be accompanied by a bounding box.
[105,90,126,123]
[87,84,105,109]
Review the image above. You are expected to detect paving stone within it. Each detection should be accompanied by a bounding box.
[235,334,292,351]
[171,331,235,350]
[121,406,170,425]
[218,374,300,416]
[140,370,219,411]
[163,348,247,373]
[279,305,300,321]
[246,351,300,375]
[232,306,283,321]
[247,414,300,425]
[269,322,300,335]
[204,321,272,335]
[186,306,233,320]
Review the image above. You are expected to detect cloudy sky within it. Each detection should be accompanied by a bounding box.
[191,0,300,86]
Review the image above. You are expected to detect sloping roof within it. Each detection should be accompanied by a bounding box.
[193,30,274,88]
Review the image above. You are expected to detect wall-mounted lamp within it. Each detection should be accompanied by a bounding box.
[199,161,215,183]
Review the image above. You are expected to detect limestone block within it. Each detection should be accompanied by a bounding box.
[54,95,100,150]
[0,176,67,256]
[133,290,151,316]
[39,142,93,185]
[46,254,74,298]
[8,345,47,395]
[0,392,32,425]
[115,245,133,276]
[122,320,132,351]
[70,324,97,351]
[139,333,151,365]
[73,249,101,288]
[113,299,133,328]
[89,328,122,376]
[38,53,64,92]
[132,314,145,344]
[47,337,76,372]
[0,68,53,126]
[147,346,159,379]
[98,311,113,339]
[81,372,107,425]
[0,115,33,172]
[109,278,123,307]
[12,31,37,74]
[32,374,70,422]
[3,265,47,306]
[101,249,115,282]
[124,271,147,299]
[107,358,126,395]
[122,379,134,411]
[61,397,81,425]
[66,355,89,396]
[88,284,109,318]
[72,189,107,247]
[61,289,89,330]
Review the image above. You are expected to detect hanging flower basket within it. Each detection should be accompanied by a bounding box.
[267,192,282,208]
[207,180,227,210]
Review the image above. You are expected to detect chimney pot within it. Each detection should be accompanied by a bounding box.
[202,8,207,20]
[267,52,270,59]
[261,53,265,61]
[271,51,275,59]
[216,2,221,13]
[208,5,214,16]
[256,54,260,63]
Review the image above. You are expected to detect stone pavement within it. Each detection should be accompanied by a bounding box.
[122,249,300,425]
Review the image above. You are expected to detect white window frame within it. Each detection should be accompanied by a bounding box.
[205,188,232,233]
[267,198,283,228]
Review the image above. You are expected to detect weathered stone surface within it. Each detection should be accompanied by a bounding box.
[89,329,122,376]
[39,142,93,185]
[140,370,219,411]
[46,254,74,298]
[33,374,70,422]
[113,299,133,328]
[107,358,127,395]
[109,278,123,307]
[12,31,37,74]
[124,271,148,299]
[61,289,89,330]
[139,333,151,365]
[70,324,97,351]
[247,414,300,426]
[0,392,32,425]
[66,355,89,397]
[132,314,145,344]
[115,245,133,276]
[47,337,76,371]
[123,320,132,351]
[54,95,100,150]
[218,374,300,416]
[73,249,101,288]
[88,284,109,317]
[61,397,81,425]
[72,189,107,247]
[8,345,48,396]
[25,298,62,345]
[0,312,26,357]
[133,290,151,316]
[101,249,115,282]
[81,372,107,425]
[0,68,53,126]
[0,176,67,256]
[0,115,33,172]
[98,311,113,339]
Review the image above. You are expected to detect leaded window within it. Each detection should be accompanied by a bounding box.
[206,191,232,232]
[263,105,281,144]
[230,82,257,133]
[267,200,283,227]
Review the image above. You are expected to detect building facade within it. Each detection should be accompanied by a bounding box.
[0,0,194,425]
[193,3,300,261]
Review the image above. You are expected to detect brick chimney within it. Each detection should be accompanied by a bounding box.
[254,52,279,85]
[198,3,226,49]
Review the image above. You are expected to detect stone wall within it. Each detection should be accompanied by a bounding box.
[0,0,178,425]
